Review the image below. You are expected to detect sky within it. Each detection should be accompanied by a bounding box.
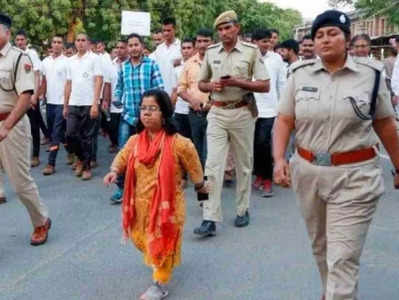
[266,0,348,20]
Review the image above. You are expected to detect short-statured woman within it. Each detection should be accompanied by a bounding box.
[273,10,399,300]
[104,89,206,300]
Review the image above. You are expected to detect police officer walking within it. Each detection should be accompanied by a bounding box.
[0,14,51,245]
[273,10,399,300]
[194,10,270,236]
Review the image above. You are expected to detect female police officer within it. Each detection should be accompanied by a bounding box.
[273,10,399,300]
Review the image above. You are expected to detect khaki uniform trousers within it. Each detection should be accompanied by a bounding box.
[290,154,384,300]
[0,115,48,227]
[203,106,255,222]
[0,170,4,198]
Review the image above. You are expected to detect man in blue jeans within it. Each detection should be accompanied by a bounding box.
[40,35,72,175]
[110,33,164,203]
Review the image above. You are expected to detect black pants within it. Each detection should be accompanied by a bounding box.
[174,113,191,139]
[66,106,98,170]
[91,113,102,163]
[189,109,208,169]
[254,117,275,180]
[27,107,49,157]
[108,113,121,146]
[47,104,70,166]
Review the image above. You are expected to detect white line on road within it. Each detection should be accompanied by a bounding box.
[379,154,390,160]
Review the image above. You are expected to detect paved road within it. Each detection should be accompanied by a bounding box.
[1,137,398,300]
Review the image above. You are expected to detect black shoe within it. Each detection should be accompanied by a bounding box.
[193,220,216,237]
[234,211,250,227]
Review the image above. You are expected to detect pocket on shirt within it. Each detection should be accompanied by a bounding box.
[342,92,371,120]
[234,60,250,78]
[0,69,13,91]
[295,87,320,103]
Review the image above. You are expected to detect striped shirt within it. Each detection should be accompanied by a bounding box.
[115,56,164,125]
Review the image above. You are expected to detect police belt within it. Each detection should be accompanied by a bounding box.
[297,146,377,166]
[210,99,248,109]
[0,112,10,122]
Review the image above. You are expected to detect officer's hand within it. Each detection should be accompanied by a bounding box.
[0,126,10,143]
[104,171,118,186]
[393,96,399,106]
[63,106,69,119]
[90,105,99,120]
[220,76,240,88]
[273,159,291,188]
[211,81,224,92]
[201,102,211,112]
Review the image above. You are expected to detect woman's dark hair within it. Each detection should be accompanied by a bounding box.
[137,89,177,135]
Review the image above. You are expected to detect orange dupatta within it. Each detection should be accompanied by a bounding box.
[122,129,178,266]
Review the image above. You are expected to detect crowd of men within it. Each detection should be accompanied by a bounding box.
[1,12,399,244]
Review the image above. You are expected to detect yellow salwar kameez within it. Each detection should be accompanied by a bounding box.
[111,134,203,283]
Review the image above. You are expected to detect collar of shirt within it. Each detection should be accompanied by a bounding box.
[0,42,11,56]
[160,38,180,49]
[48,54,65,61]
[128,55,150,68]
[217,39,245,53]
[312,55,359,74]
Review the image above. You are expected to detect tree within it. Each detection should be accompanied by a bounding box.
[0,0,302,51]
[329,0,399,25]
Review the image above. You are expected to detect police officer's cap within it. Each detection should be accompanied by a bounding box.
[311,10,350,40]
[0,14,11,28]
[214,10,238,29]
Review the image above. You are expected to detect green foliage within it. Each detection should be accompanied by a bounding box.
[354,0,399,26]
[330,0,399,25]
[0,0,302,49]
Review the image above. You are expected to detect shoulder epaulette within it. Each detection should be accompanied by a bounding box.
[290,59,317,74]
[353,57,384,72]
[11,46,24,54]
[241,41,257,49]
[207,42,221,50]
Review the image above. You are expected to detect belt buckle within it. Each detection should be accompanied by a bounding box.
[314,152,332,166]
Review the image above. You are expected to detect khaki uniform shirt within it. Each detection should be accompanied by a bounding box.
[278,56,395,154]
[198,40,269,102]
[0,43,34,113]
[178,53,209,104]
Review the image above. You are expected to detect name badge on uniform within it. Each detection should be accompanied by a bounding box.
[24,63,32,73]
[302,86,318,92]
[213,60,221,64]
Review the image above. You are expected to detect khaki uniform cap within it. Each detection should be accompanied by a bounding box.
[214,10,238,28]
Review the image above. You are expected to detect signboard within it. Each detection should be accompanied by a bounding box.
[121,11,151,36]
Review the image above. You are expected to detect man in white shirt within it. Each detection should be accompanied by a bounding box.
[64,33,103,180]
[150,18,182,96]
[15,30,50,167]
[39,35,72,175]
[172,38,195,139]
[252,28,287,196]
